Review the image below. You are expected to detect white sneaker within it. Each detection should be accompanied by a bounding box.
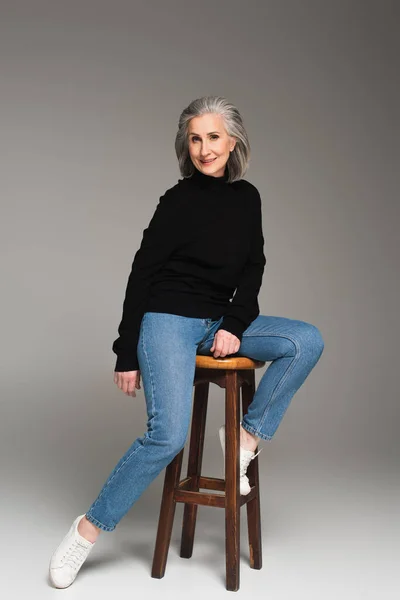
[49,514,96,588]
[219,424,262,495]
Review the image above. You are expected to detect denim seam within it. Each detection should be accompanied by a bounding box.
[141,314,156,442]
[241,332,301,439]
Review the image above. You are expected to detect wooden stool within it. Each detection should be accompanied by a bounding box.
[151,355,266,591]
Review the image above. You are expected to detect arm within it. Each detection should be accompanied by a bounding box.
[216,190,266,341]
[112,189,180,372]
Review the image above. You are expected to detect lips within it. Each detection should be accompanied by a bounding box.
[201,158,216,164]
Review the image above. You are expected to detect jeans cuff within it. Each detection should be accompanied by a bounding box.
[85,512,116,532]
[241,421,272,441]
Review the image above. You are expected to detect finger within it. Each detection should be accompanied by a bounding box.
[125,379,135,397]
[214,338,225,358]
[127,377,136,396]
[231,341,239,355]
[221,338,230,357]
[122,376,132,394]
[226,339,239,355]
[212,340,220,357]
[224,338,236,357]
[223,340,232,356]
[116,373,123,390]
[226,343,234,356]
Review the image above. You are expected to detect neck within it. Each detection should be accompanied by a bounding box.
[189,164,229,188]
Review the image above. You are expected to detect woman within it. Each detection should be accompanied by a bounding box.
[49,96,324,588]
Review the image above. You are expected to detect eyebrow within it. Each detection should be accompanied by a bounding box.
[189,131,220,136]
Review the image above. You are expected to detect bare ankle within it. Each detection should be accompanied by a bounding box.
[78,516,101,542]
[240,424,260,451]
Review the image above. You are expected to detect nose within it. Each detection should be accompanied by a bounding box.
[200,141,210,157]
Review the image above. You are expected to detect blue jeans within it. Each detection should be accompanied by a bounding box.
[86,312,324,531]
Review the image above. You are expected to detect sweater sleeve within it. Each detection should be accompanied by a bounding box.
[112,188,180,372]
[216,190,266,341]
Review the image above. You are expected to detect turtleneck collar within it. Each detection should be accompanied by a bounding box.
[188,164,229,188]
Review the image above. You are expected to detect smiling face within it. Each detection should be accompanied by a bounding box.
[187,113,237,177]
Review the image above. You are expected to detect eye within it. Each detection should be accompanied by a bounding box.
[191,135,219,142]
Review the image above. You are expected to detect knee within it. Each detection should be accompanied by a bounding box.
[301,322,325,360]
[166,436,187,459]
[146,428,187,460]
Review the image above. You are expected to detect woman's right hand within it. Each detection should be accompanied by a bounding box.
[113,370,141,397]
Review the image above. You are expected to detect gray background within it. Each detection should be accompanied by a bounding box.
[1,0,398,597]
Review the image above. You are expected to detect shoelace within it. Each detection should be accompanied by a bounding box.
[62,540,91,570]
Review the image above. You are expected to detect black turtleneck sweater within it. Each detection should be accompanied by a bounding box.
[112,165,266,372]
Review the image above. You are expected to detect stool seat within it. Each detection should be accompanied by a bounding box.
[196,355,265,370]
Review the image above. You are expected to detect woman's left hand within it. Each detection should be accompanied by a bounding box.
[210,329,240,358]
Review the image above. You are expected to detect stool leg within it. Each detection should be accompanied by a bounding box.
[225,370,241,592]
[151,447,184,579]
[242,370,262,570]
[180,381,209,558]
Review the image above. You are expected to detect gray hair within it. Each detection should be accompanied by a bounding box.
[175,96,251,183]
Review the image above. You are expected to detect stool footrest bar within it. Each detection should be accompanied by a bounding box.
[178,475,225,491]
[175,488,226,508]
[175,476,258,507]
